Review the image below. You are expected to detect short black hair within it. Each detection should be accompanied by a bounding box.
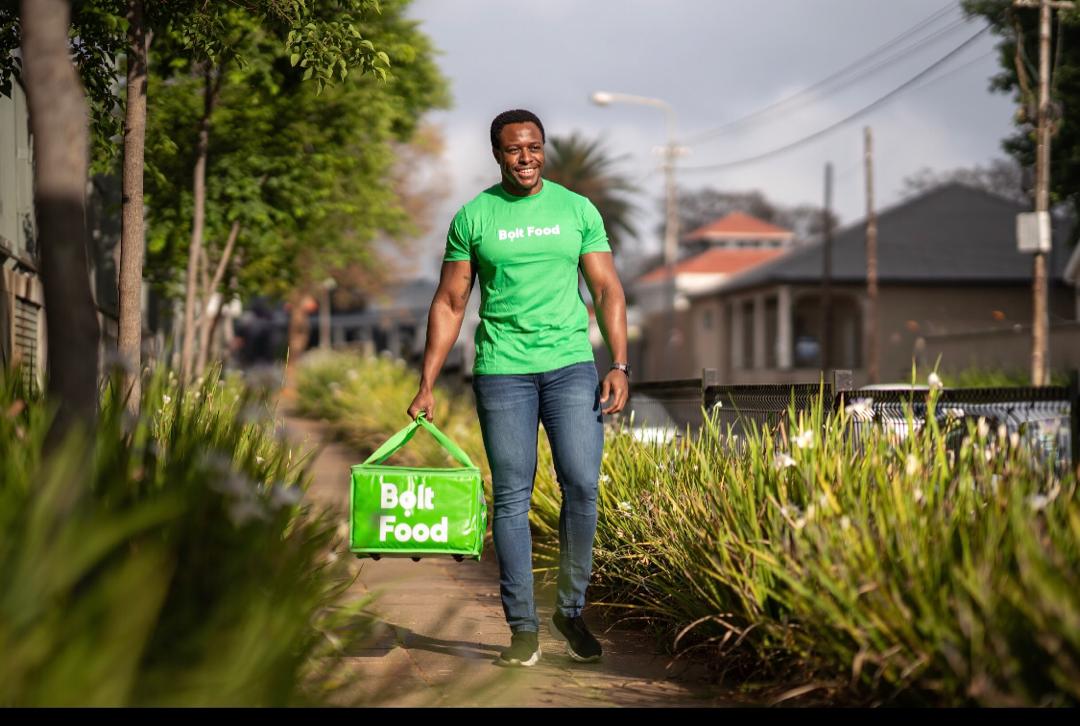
[490,109,545,149]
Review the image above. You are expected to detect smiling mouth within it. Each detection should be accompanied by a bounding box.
[515,168,537,178]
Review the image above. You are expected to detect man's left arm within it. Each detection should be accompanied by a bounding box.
[580,251,629,415]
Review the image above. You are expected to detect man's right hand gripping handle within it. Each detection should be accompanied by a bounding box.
[407,388,435,423]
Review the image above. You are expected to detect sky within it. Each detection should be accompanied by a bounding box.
[400,0,1017,280]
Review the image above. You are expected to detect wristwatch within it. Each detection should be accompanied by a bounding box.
[610,362,630,379]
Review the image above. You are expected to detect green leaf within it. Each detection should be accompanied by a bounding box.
[303,66,313,81]
[290,53,300,67]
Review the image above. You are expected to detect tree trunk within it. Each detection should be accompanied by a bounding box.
[195,220,240,377]
[180,66,218,384]
[118,0,148,414]
[287,290,312,363]
[20,0,100,438]
[281,289,313,398]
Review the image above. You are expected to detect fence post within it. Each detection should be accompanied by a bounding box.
[831,369,853,413]
[702,367,719,414]
[1070,369,1079,473]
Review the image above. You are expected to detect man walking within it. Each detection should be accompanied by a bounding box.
[407,109,629,667]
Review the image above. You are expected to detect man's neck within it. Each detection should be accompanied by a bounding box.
[501,178,543,197]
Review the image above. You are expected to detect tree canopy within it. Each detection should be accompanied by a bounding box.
[963,0,1080,234]
[543,132,639,255]
[142,0,449,303]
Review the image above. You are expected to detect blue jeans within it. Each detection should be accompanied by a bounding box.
[472,361,605,634]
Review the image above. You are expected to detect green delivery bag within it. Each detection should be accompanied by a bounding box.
[350,412,486,561]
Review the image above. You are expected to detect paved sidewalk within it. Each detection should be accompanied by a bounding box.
[282,413,740,708]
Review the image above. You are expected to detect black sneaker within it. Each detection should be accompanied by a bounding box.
[549,610,602,663]
[496,630,541,667]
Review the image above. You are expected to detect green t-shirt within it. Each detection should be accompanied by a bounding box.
[443,179,611,375]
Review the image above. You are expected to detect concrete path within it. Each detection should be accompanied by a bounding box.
[281,413,741,708]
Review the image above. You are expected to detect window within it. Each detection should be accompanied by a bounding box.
[792,293,862,369]
[765,296,778,368]
[741,300,754,369]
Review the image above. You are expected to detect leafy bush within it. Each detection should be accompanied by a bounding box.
[0,365,366,706]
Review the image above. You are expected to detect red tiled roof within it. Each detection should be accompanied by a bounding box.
[684,211,793,241]
[637,247,787,283]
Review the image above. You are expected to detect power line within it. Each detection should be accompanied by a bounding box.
[682,3,963,145]
[679,26,991,174]
[831,48,996,183]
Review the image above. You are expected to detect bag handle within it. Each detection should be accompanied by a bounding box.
[362,411,476,468]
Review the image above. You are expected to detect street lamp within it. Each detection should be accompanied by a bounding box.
[590,91,683,355]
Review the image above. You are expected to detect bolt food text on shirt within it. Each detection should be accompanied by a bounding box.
[497,224,561,240]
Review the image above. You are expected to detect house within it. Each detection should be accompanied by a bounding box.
[685,183,1078,386]
[626,211,796,380]
[1,80,44,391]
[3,80,126,391]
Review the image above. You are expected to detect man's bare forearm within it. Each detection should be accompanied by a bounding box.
[594,284,628,363]
[419,298,466,391]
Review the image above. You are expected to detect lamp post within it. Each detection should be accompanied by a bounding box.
[591,91,683,357]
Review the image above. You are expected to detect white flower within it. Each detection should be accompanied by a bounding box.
[346,369,359,382]
[977,418,991,439]
[844,398,874,420]
[1027,494,1051,512]
[774,453,796,469]
[906,454,921,477]
[162,394,172,405]
[914,488,924,504]
[794,429,815,450]
[256,455,265,465]
[599,473,611,484]
[928,372,943,390]
[617,501,633,514]
[779,503,802,521]
[840,516,851,531]
[1009,432,1021,449]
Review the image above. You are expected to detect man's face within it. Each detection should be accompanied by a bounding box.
[493,122,545,196]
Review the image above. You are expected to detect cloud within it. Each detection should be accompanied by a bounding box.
[407,0,1019,275]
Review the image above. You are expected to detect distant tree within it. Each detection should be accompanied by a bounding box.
[543,133,639,255]
[900,157,1030,205]
[668,186,837,243]
[962,1,1080,233]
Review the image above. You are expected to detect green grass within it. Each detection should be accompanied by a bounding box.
[297,351,1080,706]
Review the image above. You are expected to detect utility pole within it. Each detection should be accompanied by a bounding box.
[820,162,834,371]
[864,127,879,384]
[1014,0,1074,385]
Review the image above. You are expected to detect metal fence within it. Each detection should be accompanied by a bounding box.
[622,369,1080,470]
